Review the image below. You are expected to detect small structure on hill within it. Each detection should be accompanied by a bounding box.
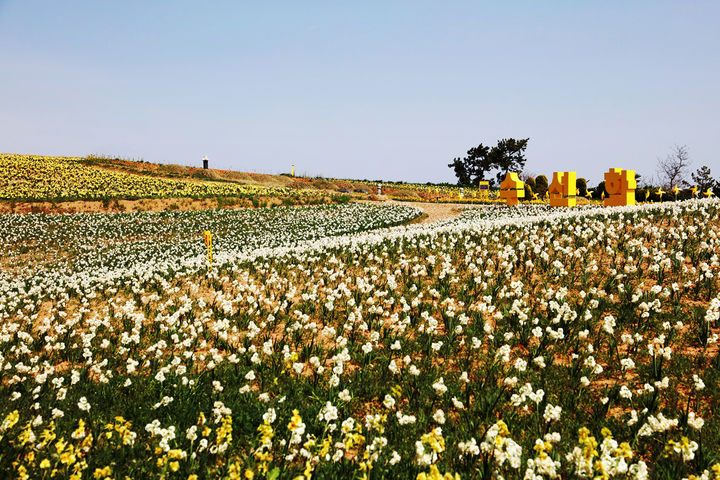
[202,156,209,169]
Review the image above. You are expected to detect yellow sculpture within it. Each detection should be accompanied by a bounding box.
[603,168,636,206]
[203,230,213,269]
[548,171,577,207]
[499,173,525,206]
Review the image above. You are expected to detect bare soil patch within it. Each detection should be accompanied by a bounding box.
[392,201,470,224]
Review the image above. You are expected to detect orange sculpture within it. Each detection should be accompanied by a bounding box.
[604,168,636,207]
[548,171,577,207]
[499,173,525,206]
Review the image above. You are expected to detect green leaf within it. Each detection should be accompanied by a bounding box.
[268,467,281,480]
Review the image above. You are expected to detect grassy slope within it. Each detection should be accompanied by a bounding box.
[79,156,368,192]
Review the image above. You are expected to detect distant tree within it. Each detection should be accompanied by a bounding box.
[657,145,691,188]
[534,175,548,197]
[525,176,536,191]
[576,178,587,197]
[634,187,646,203]
[593,181,606,200]
[519,171,535,182]
[691,165,717,192]
[448,157,473,187]
[487,138,530,185]
[448,138,529,187]
[448,144,491,187]
[524,183,535,200]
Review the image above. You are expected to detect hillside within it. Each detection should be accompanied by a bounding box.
[0,154,380,213]
[0,153,477,213]
[78,155,369,190]
[0,153,368,198]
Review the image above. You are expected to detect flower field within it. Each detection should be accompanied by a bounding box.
[1,199,720,479]
[380,183,491,202]
[0,154,290,201]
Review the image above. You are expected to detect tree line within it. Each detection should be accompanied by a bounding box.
[449,140,719,199]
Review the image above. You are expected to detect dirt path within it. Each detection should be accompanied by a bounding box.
[393,201,472,224]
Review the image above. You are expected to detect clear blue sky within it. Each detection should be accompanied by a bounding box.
[1,1,718,185]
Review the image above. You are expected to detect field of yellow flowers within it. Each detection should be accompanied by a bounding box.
[381,182,498,203]
[0,154,289,201]
[1,199,719,479]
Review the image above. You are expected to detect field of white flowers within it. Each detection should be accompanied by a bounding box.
[1,199,719,479]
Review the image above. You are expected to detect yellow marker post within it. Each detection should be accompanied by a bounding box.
[291,164,295,177]
[548,171,577,207]
[203,230,213,269]
[603,168,636,206]
[499,173,525,206]
[478,181,490,202]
